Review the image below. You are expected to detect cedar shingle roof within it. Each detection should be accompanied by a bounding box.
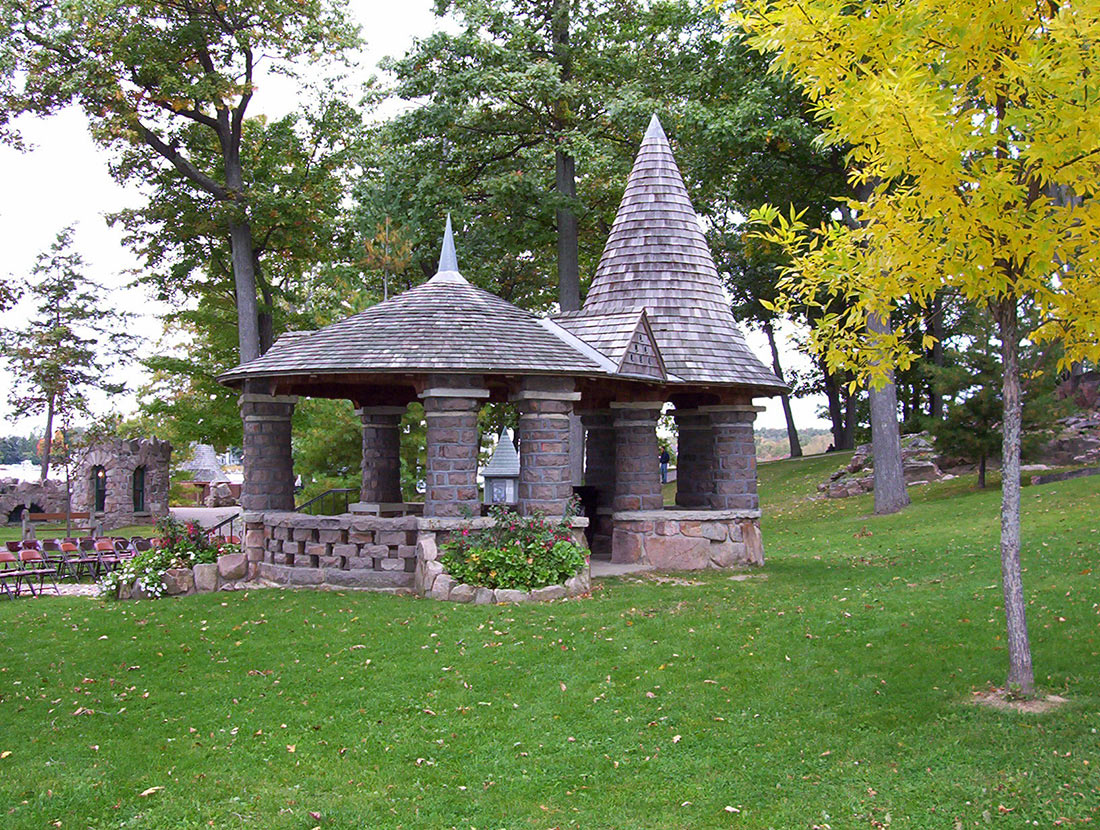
[559,115,784,391]
[219,222,617,383]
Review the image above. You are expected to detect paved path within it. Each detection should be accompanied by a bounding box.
[170,506,241,529]
[589,559,653,578]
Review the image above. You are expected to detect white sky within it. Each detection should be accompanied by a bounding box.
[0,0,830,440]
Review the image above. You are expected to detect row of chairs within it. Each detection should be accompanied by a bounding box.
[0,537,153,599]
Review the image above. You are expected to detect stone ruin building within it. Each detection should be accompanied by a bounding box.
[72,437,172,530]
[218,115,784,594]
[0,478,67,524]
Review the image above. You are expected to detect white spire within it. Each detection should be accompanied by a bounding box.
[438,213,458,273]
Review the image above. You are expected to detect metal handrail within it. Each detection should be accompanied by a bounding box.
[205,512,241,541]
[296,488,356,516]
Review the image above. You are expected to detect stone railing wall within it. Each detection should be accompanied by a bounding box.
[610,509,764,569]
[252,512,418,591]
[244,512,590,600]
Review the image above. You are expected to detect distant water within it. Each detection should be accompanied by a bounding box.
[0,462,46,482]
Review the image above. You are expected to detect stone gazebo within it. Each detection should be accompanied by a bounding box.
[218,115,784,594]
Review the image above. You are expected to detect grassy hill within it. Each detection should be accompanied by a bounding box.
[1,453,1097,828]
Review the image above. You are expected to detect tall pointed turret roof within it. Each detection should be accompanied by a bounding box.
[558,115,783,390]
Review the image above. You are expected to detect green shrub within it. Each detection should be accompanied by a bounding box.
[439,504,587,590]
[101,516,240,599]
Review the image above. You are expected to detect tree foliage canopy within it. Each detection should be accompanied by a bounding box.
[735,0,1100,380]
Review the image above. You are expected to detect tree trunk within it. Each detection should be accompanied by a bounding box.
[39,393,55,481]
[994,296,1034,695]
[763,321,802,458]
[928,292,945,420]
[229,221,262,364]
[822,365,845,450]
[841,378,857,451]
[555,150,580,312]
[978,455,987,489]
[867,314,910,514]
[257,265,274,355]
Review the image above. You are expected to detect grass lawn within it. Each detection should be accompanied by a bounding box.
[1,454,1097,828]
[0,525,157,543]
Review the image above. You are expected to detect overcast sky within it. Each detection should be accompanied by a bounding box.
[0,0,830,440]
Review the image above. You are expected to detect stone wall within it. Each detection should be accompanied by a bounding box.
[72,438,172,530]
[255,512,418,591]
[0,478,67,523]
[246,511,591,602]
[610,509,764,569]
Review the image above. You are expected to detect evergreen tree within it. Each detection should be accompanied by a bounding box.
[0,227,135,480]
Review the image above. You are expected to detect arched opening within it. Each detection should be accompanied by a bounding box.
[91,465,107,512]
[132,465,146,512]
[7,503,44,523]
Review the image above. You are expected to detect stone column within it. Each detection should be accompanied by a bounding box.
[513,377,579,518]
[672,408,713,508]
[357,406,405,504]
[240,393,297,512]
[703,405,762,511]
[420,375,488,518]
[611,402,664,512]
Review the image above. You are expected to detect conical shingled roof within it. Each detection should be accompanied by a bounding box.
[220,222,617,383]
[559,115,784,390]
[481,429,520,478]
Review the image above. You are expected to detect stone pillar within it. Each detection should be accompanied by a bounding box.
[357,406,405,504]
[420,375,488,518]
[703,405,762,511]
[512,377,579,518]
[672,408,713,508]
[240,393,297,512]
[611,402,664,512]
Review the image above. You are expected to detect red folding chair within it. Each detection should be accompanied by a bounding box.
[94,539,120,573]
[19,548,60,596]
[60,541,98,580]
[0,550,23,599]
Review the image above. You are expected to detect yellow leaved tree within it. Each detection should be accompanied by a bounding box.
[729,0,1100,695]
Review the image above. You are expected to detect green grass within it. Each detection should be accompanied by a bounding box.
[2,458,1098,828]
[0,524,156,543]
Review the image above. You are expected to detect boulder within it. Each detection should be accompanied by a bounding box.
[449,583,476,603]
[495,588,527,604]
[193,563,218,592]
[530,584,566,602]
[427,574,454,601]
[564,574,588,597]
[163,568,195,596]
[474,587,495,605]
[217,553,247,581]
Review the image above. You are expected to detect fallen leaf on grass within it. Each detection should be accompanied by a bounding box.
[287,745,296,753]
[0,751,11,759]
[138,786,163,797]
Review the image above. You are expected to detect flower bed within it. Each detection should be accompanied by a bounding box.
[103,516,244,600]
[416,505,590,603]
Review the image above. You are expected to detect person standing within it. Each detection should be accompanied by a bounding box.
[659,448,670,484]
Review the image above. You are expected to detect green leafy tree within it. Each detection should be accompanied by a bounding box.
[1,0,359,363]
[0,227,135,480]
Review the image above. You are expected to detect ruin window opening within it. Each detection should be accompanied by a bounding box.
[92,466,107,512]
[133,466,146,512]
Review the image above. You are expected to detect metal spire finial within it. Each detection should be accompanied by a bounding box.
[438,213,459,273]
[645,113,667,142]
